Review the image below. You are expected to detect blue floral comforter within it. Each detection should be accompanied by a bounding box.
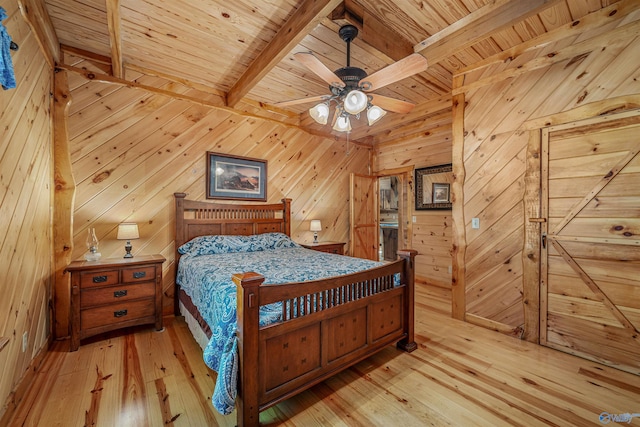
[175,233,386,414]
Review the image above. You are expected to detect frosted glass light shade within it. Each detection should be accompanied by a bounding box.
[343,90,368,114]
[117,223,139,240]
[367,105,387,125]
[310,220,322,232]
[309,103,330,124]
[333,115,352,132]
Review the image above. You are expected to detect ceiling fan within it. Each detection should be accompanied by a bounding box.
[277,24,429,132]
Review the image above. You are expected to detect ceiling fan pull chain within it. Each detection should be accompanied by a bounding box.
[346,132,350,156]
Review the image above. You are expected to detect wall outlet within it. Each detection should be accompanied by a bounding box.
[472,217,480,229]
[22,332,28,353]
[412,216,416,223]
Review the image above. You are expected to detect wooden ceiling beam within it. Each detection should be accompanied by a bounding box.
[414,0,564,65]
[330,1,413,61]
[17,0,60,68]
[226,0,343,108]
[127,63,227,99]
[455,0,640,76]
[61,44,112,65]
[105,0,123,78]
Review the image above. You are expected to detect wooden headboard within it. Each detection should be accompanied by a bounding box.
[174,192,292,251]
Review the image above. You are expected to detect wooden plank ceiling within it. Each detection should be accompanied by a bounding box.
[43,0,610,142]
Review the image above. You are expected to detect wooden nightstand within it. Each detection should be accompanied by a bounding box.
[65,254,165,351]
[301,241,346,255]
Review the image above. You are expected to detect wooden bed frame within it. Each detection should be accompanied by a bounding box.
[174,193,417,426]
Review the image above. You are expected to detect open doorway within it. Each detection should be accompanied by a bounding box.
[378,173,410,261]
[379,176,398,261]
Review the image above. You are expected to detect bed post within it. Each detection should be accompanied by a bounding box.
[281,198,292,236]
[174,193,187,315]
[397,249,418,352]
[233,272,265,427]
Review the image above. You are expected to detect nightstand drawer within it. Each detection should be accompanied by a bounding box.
[81,299,155,330]
[122,266,155,283]
[80,270,119,288]
[81,282,156,307]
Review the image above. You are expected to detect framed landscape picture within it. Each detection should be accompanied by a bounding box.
[206,152,267,201]
[415,164,453,210]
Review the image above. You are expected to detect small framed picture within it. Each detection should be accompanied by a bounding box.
[432,183,450,203]
[206,152,267,201]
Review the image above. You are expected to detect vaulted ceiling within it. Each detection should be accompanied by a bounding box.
[39,0,612,142]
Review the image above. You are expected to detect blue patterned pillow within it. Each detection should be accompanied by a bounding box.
[249,232,300,250]
[178,233,299,256]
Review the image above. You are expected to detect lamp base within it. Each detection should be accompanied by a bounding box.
[84,252,101,261]
[313,233,318,243]
[123,241,133,258]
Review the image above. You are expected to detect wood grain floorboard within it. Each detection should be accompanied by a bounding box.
[5,284,640,426]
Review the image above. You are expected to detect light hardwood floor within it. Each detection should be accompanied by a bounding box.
[6,284,640,426]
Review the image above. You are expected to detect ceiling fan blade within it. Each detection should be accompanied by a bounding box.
[362,53,428,91]
[369,94,415,114]
[294,52,345,89]
[274,94,328,107]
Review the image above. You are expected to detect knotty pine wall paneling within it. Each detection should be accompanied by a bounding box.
[62,60,370,326]
[452,6,640,338]
[0,0,53,418]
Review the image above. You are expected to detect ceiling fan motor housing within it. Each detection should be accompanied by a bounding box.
[331,66,368,95]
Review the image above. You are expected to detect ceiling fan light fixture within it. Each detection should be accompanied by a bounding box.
[367,105,387,125]
[309,102,330,125]
[333,115,352,132]
[343,90,368,114]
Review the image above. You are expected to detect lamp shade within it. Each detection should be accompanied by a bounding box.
[343,90,368,114]
[309,103,330,125]
[367,105,387,125]
[117,223,139,240]
[333,115,352,132]
[310,220,322,232]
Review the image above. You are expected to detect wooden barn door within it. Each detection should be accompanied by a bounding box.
[540,112,640,374]
[350,173,378,260]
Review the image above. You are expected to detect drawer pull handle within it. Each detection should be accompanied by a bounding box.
[114,309,128,318]
[133,271,146,279]
[114,290,127,298]
[92,275,108,283]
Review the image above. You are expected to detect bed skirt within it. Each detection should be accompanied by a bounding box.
[178,289,210,351]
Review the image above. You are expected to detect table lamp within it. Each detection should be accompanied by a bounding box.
[310,220,322,243]
[117,223,139,258]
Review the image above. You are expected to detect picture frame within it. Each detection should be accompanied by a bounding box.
[415,164,453,210]
[432,183,450,203]
[206,152,267,201]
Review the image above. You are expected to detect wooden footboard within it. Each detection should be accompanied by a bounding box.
[233,249,417,427]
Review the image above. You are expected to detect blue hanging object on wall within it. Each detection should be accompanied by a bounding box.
[0,7,17,90]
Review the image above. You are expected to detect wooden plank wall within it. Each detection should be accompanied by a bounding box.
[452,3,640,336]
[374,105,453,288]
[58,54,370,331]
[0,0,53,417]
